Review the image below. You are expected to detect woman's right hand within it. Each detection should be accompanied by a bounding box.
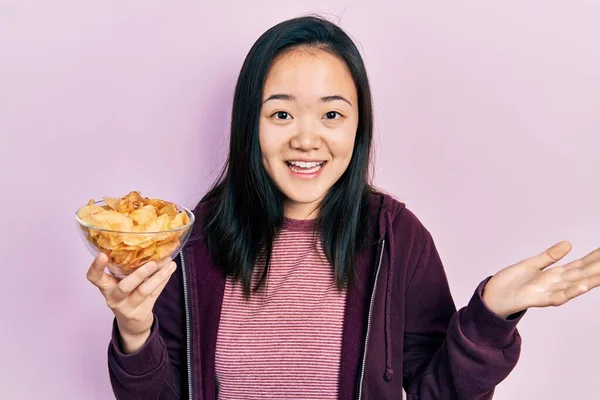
[86,253,177,354]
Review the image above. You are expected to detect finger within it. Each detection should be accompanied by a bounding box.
[564,282,591,300]
[114,260,161,298]
[86,253,119,290]
[546,273,600,307]
[526,241,572,271]
[546,287,581,307]
[136,264,177,309]
[562,260,600,282]
[149,266,174,298]
[573,266,600,293]
[583,269,600,292]
[579,246,600,264]
[564,247,600,271]
[128,261,177,306]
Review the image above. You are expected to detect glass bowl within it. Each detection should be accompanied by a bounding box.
[75,200,195,279]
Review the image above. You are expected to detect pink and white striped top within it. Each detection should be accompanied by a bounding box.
[215,218,348,399]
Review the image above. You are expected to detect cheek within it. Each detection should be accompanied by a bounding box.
[258,121,284,168]
[330,124,358,163]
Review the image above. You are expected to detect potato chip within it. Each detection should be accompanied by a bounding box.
[156,238,180,258]
[145,197,168,208]
[77,191,192,273]
[130,205,157,226]
[77,204,105,221]
[121,191,145,213]
[159,203,179,218]
[169,211,188,229]
[122,232,154,248]
[103,197,121,211]
[94,233,121,250]
[85,213,113,230]
[136,243,156,259]
[110,249,136,265]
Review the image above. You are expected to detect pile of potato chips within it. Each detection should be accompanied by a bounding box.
[77,191,191,273]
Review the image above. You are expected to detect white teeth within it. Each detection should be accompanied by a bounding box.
[288,161,323,168]
[287,161,325,174]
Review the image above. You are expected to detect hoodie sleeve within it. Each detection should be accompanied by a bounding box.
[107,253,187,400]
[402,230,524,399]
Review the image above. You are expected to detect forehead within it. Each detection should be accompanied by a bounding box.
[263,48,357,101]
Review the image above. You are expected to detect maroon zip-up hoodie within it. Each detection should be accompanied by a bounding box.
[107,192,524,399]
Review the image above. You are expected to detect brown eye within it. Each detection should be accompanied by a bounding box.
[324,111,341,120]
[274,111,291,120]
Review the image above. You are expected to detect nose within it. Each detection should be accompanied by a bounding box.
[289,119,322,151]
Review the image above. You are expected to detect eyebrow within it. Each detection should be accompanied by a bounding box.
[262,93,353,107]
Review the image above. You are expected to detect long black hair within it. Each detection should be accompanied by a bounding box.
[201,15,375,297]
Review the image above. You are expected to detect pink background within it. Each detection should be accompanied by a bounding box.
[1,1,599,398]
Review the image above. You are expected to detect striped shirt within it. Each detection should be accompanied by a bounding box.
[215,217,348,399]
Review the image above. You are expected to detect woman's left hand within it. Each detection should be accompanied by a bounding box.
[482,241,600,318]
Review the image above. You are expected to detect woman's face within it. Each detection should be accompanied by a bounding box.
[259,48,359,219]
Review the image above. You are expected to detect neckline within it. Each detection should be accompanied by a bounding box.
[282,217,317,231]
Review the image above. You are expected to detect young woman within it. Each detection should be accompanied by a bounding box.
[87,15,600,400]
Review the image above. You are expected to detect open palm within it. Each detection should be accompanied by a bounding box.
[483,241,600,318]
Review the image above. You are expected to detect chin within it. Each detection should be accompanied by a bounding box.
[285,191,326,205]
[280,187,328,209]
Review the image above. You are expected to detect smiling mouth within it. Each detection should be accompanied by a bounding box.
[286,160,327,174]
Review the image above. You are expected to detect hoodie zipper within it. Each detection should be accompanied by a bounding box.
[180,250,194,400]
[356,238,386,400]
